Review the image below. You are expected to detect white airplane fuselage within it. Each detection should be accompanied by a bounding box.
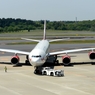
[29,39,49,66]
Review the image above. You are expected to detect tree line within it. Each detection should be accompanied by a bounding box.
[0,18,95,32]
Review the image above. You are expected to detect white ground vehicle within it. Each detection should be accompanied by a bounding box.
[41,67,64,77]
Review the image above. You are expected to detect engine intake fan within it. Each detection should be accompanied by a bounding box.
[11,55,20,64]
[89,51,95,60]
[62,55,71,65]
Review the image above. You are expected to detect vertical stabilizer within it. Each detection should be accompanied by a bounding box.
[43,20,46,40]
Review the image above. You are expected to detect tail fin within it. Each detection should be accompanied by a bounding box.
[43,20,46,40]
[22,21,47,42]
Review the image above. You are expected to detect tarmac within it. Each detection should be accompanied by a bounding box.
[0,53,95,95]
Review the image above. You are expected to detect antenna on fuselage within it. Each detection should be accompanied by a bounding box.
[43,20,46,40]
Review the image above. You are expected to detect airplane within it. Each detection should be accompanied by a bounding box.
[0,20,95,74]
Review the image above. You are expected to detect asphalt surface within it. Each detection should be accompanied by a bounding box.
[0,53,95,95]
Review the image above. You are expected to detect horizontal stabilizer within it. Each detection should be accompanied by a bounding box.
[49,38,70,42]
[21,38,40,42]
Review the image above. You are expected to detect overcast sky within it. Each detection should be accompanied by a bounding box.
[0,0,95,21]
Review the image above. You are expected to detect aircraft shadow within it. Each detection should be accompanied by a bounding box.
[0,62,31,67]
[0,62,95,67]
[60,62,95,67]
[43,62,95,67]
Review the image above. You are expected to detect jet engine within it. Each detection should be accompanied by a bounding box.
[11,55,20,65]
[89,51,95,60]
[62,55,71,65]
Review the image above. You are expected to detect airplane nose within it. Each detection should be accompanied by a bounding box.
[30,58,44,66]
[32,58,39,63]
[31,58,40,66]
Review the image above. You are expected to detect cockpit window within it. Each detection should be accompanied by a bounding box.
[32,55,41,58]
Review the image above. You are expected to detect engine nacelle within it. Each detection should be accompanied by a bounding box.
[11,55,20,64]
[62,55,71,65]
[89,51,95,60]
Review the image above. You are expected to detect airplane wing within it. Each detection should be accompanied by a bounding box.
[0,49,30,55]
[49,48,95,55]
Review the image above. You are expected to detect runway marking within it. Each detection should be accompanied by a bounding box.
[0,85,22,95]
[17,79,59,95]
[6,72,60,95]
[0,66,95,95]
[65,71,85,77]
[65,86,94,95]
[16,73,94,95]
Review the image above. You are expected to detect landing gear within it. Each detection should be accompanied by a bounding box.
[45,55,59,66]
[55,60,59,65]
[34,67,42,74]
[25,60,30,65]
[25,55,31,65]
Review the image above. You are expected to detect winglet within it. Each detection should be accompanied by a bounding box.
[43,20,46,40]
